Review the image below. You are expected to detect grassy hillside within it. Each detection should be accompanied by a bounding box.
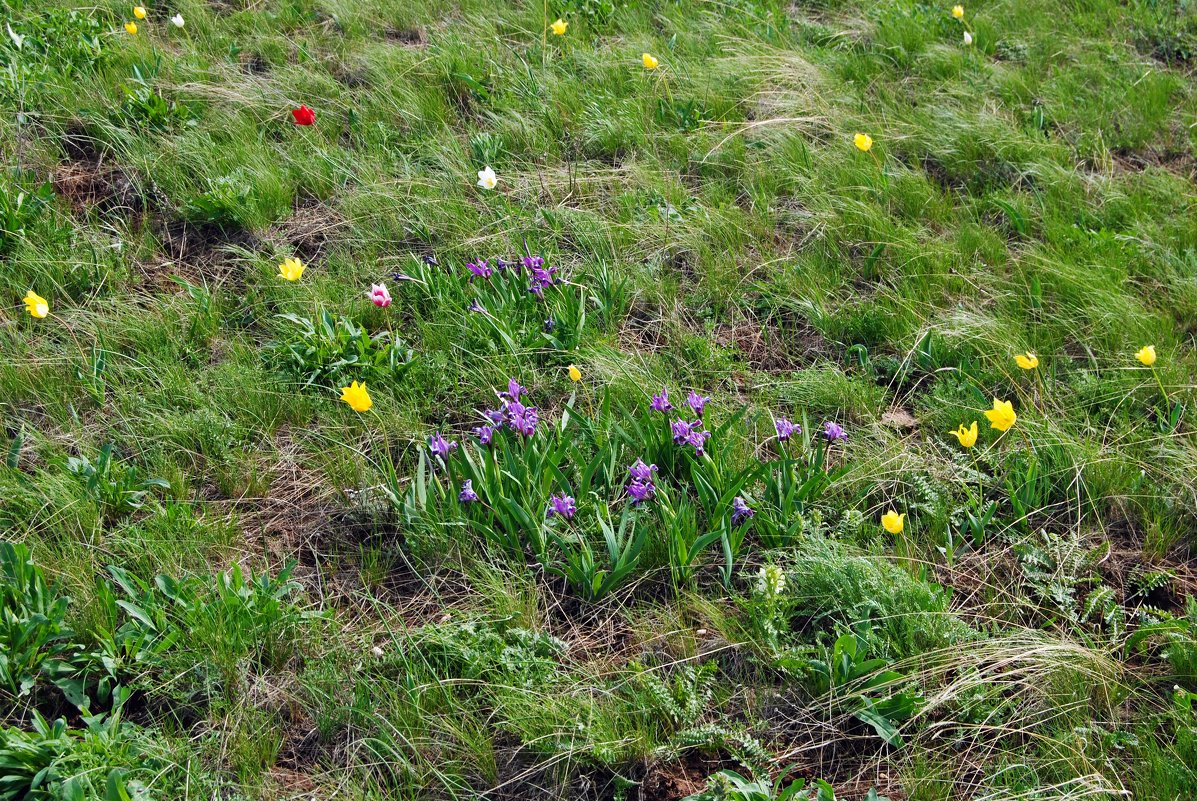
[3,0,1197,798]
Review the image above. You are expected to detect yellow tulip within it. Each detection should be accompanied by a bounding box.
[1136,345,1157,367]
[952,4,964,18]
[23,290,49,319]
[854,133,873,152]
[551,18,568,35]
[1014,352,1039,370]
[881,510,905,534]
[950,421,978,448]
[278,257,305,281]
[642,53,659,69]
[124,21,138,34]
[340,381,373,412]
[983,398,1016,432]
[133,6,146,19]
[568,364,582,382]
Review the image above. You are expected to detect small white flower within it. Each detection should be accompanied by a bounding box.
[963,30,973,45]
[371,645,384,657]
[170,13,185,28]
[476,166,497,190]
[755,565,786,596]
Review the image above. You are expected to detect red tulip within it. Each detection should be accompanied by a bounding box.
[291,104,316,125]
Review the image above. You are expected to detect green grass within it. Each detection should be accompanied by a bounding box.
[3,0,1197,797]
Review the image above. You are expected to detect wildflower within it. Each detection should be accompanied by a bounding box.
[550,18,568,35]
[474,425,495,445]
[133,6,147,19]
[627,480,655,505]
[369,283,392,308]
[983,399,1016,432]
[671,418,698,444]
[466,260,492,281]
[506,401,539,437]
[881,510,905,534]
[371,645,384,657]
[278,257,305,281]
[686,391,709,417]
[853,133,873,152]
[483,407,506,425]
[291,104,316,125]
[171,13,185,27]
[340,381,372,412]
[950,421,978,448]
[731,497,754,526]
[1136,345,1157,367]
[775,417,799,441]
[568,364,582,382]
[124,21,138,34]
[501,379,526,402]
[952,4,964,18]
[963,30,973,45]
[628,459,658,484]
[22,291,49,319]
[1014,352,1038,370]
[650,388,673,413]
[547,493,577,520]
[521,255,545,272]
[823,421,848,443]
[459,480,479,503]
[544,318,556,333]
[756,564,785,596]
[428,433,458,460]
[685,428,712,457]
[423,254,439,266]
[527,263,558,298]
[468,299,484,313]
[477,166,498,190]
[642,53,659,69]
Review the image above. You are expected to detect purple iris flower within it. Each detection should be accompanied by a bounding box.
[628,459,658,484]
[522,255,544,271]
[495,257,511,271]
[544,318,556,333]
[671,418,698,444]
[458,480,478,503]
[687,391,709,417]
[528,265,557,298]
[823,421,848,443]
[684,429,712,457]
[546,493,577,520]
[429,433,457,460]
[474,425,495,445]
[626,480,655,505]
[650,388,673,413]
[501,379,526,402]
[466,260,492,281]
[775,417,799,441]
[468,299,484,313]
[483,407,505,426]
[391,271,416,283]
[731,496,754,526]
[423,254,438,266]
[507,402,539,437]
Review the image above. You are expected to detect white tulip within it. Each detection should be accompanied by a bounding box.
[476,166,497,190]
[963,30,973,45]
[170,14,185,27]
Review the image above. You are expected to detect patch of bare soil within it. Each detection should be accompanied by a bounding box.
[267,196,347,263]
[385,26,427,46]
[1112,146,1197,182]
[713,307,832,374]
[620,299,670,352]
[53,129,142,217]
[152,217,261,287]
